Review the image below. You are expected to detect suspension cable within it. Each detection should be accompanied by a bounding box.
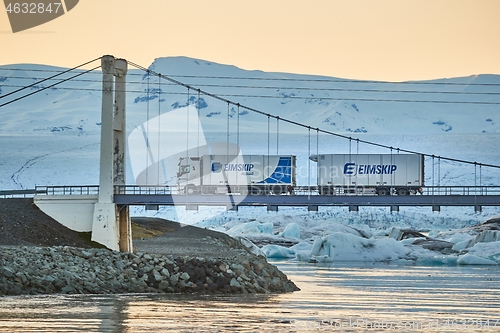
[126,60,500,170]
[0,56,102,100]
[0,65,101,108]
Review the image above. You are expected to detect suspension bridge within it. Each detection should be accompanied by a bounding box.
[1,55,499,251]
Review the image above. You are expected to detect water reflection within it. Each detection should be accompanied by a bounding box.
[0,263,499,332]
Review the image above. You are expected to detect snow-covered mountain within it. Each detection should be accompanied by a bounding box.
[1,57,500,265]
[1,56,499,192]
[0,56,499,136]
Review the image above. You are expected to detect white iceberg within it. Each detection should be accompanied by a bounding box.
[457,254,498,265]
[261,244,296,259]
[309,232,411,262]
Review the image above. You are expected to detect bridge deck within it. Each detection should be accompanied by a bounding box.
[26,185,500,211]
[113,193,500,207]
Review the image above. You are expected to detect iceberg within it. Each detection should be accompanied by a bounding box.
[457,254,497,265]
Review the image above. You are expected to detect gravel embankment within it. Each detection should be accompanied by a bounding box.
[0,199,299,295]
[0,246,298,295]
[0,198,90,247]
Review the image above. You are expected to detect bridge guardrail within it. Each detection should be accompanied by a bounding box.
[34,185,100,196]
[23,185,500,197]
[422,186,500,196]
[114,185,177,195]
[112,185,500,196]
[0,189,47,198]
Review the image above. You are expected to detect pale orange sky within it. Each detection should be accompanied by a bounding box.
[1,0,499,81]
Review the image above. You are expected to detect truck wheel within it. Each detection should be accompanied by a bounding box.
[376,187,390,196]
[186,184,197,195]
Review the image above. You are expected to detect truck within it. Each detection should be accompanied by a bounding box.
[309,153,424,195]
[177,155,296,195]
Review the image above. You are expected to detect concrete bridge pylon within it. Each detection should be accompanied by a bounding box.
[91,55,132,251]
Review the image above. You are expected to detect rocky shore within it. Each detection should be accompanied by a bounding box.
[0,245,299,296]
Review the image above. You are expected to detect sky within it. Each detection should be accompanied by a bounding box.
[1,0,500,81]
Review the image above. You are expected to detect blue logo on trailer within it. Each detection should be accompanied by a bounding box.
[212,162,222,172]
[257,157,293,184]
[344,163,397,176]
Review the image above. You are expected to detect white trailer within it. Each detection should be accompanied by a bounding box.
[310,154,424,195]
[177,155,296,195]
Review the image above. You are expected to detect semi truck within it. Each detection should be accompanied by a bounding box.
[177,155,296,195]
[309,153,424,195]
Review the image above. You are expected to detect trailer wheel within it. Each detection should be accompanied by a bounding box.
[396,188,410,196]
[376,187,390,196]
[250,186,262,195]
[271,185,282,195]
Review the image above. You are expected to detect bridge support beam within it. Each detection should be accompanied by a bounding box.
[267,205,278,212]
[145,204,159,211]
[186,204,199,211]
[118,205,132,252]
[308,205,319,212]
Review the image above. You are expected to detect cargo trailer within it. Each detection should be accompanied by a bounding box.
[310,154,424,195]
[177,155,296,195]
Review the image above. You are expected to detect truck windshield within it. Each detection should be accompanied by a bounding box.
[178,165,190,175]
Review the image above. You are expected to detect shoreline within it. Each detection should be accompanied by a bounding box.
[0,245,299,296]
[0,199,299,296]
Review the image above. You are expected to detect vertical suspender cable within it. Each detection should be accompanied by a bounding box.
[308,127,311,193]
[145,70,150,185]
[437,157,440,188]
[237,104,240,152]
[474,162,478,200]
[267,115,271,157]
[432,155,435,195]
[390,147,393,190]
[348,138,352,189]
[266,115,270,195]
[316,128,319,192]
[226,102,230,156]
[276,117,280,154]
[479,164,482,194]
[157,74,161,184]
[197,89,201,157]
[316,128,319,160]
[185,88,190,197]
[186,87,190,161]
[474,162,477,195]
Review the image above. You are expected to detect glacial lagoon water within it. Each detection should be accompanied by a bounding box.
[0,262,499,332]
